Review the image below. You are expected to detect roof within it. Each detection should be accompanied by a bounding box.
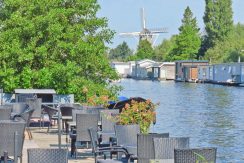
[158,62,175,67]
[137,59,156,65]
[162,62,175,65]
[175,60,209,63]
[210,62,244,66]
[111,62,130,65]
[15,89,56,94]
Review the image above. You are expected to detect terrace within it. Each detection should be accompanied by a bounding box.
[0,97,217,163]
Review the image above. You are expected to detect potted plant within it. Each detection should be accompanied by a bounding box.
[115,99,157,134]
[114,99,160,160]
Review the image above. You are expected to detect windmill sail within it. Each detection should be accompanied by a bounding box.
[141,8,146,29]
[119,8,168,45]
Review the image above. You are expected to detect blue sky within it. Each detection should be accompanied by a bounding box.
[98,0,244,50]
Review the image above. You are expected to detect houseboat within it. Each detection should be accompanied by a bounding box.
[175,60,209,82]
[151,62,175,80]
[198,62,244,86]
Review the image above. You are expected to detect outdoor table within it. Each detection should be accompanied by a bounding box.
[149,159,174,163]
[52,115,72,131]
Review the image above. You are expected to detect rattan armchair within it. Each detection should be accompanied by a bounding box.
[0,106,12,120]
[73,113,99,158]
[18,108,35,139]
[174,147,217,163]
[99,109,119,143]
[114,124,140,159]
[27,148,68,163]
[153,137,190,159]
[42,104,58,132]
[137,133,169,163]
[60,104,75,132]
[0,121,26,163]
[12,103,28,114]
[89,128,131,163]
[26,98,43,128]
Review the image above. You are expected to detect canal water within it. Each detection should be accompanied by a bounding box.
[116,79,244,163]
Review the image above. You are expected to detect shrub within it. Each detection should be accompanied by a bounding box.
[116,99,158,134]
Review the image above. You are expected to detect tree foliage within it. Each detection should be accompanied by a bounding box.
[109,41,133,61]
[0,0,119,102]
[205,23,244,63]
[154,36,176,61]
[169,6,201,61]
[128,39,154,61]
[203,0,233,51]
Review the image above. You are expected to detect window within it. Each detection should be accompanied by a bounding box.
[228,66,232,74]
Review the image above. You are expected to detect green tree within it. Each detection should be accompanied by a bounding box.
[0,0,118,102]
[109,41,133,61]
[205,23,244,63]
[129,39,154,61]
[154,35,177,61]
[170,6,201,61]
[203,0,233,51]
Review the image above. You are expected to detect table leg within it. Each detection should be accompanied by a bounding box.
[71,137,76,157]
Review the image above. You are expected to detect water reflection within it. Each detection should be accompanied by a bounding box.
[117,79,244,163]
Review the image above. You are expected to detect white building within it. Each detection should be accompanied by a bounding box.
[132,59,156,79]
[111,61,135,77]
[159,62,175,80]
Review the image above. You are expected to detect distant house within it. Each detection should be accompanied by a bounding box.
[111,61,135,77]
[132,59,156,79]
[160,62,175,80]
[175,60,209,82]
[14,89,56,103]
[151,62,175,80]
[198,62,244,85]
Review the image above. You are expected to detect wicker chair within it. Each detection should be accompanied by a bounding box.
[18,109,35,139]
[26,98,43,128]
[12,103,28,114]
[0,121,26,163]
[89,128,131,163]
[42,104,58,132]
[114,124,140,158]
[73,113,99,158]
[99,109,119,143]
[71,109,87,120]
[83,105,105,120]
[0,106,12,120]
[60,104,75,132]
[60,104,74,117]
[137,133,169,163]
[153,137,190,159]
[174,148,217,163]
[27,148,68,163]
[68,109,87,135]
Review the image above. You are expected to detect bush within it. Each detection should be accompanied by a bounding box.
[116,100,158,134]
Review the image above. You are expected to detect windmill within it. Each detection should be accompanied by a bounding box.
[119,8,168,46]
